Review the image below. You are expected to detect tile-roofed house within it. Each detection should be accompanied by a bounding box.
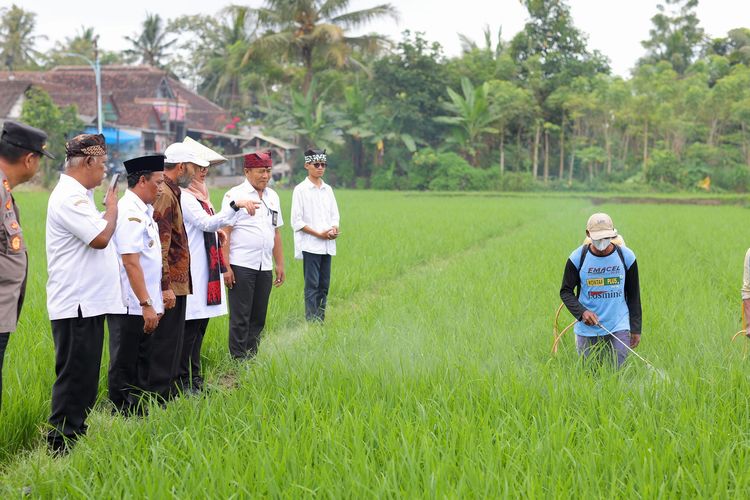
[0,80,31,122]
[0,65,298,178]
[0,65,233,130]
[0,66,246,166]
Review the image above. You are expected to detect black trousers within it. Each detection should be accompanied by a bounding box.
[180,318,209,389]
[145,295,186,399]
[228,265,272,359]
[108,313,151,412]
[47,312,105,449]
[303,252,332,322]
[0,332,8,410]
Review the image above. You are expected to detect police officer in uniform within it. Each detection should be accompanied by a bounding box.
[0,121,53,409]
[109,155,165,415]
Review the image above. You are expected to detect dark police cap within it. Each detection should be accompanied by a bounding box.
[123,155,165,174]
[1,120,54,159]
[66,133,107,158]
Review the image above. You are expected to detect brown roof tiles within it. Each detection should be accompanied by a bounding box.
[0,66,229,133]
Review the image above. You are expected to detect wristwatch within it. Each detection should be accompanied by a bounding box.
[139,297,153,307]
[230,200,239,212]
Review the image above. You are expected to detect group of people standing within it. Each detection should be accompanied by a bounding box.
[0,120,340,454]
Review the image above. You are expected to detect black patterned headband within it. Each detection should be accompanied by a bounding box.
[305,153,327,164]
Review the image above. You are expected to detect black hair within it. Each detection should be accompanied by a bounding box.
[127,170,154,188]
[0,141,39,163]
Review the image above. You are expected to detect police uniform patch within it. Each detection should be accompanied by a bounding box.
[11,235,21,251]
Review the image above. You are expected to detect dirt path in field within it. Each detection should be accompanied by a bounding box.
[409,192,748,206]
[589,196,730,206]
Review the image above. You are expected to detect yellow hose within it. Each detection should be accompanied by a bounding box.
[552,302,575,354]
[731,303,748,359]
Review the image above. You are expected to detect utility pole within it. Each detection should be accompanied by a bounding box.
[94,37,102,134]
[61,40,103,134]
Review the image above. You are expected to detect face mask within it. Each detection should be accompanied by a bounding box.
[592,238,611,251]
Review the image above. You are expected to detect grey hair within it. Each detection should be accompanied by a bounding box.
[64,156,87,170]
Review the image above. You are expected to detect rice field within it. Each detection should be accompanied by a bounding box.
[1,189,750,497]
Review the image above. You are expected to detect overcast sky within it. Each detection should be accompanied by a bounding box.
[16,0,750,77]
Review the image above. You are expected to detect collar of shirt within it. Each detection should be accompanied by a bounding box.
[164,175,180,198]
[301,177,329,191]
[243,179,270,198]
[123,188,154,218]
[58,173,89,196]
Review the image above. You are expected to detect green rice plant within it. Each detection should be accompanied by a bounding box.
[1,190,750,497]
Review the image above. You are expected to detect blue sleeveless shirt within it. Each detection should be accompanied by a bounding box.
[569,244,636,337]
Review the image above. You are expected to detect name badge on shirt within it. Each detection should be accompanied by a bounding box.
[270,209,278,227]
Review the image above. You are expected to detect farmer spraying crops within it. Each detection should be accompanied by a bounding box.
[559,213,642,367]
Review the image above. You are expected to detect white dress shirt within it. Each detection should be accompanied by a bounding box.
[182,190,239,320]
[46,174,125,320]
[114,189,164,316]
[221,180,283,271]
[291,177,340,260]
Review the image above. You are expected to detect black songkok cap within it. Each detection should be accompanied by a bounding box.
[1,120,54,159]
[66,134,107,158]
[124,154,165,174]
[304,148,327,164]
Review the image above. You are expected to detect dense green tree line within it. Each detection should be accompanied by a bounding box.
[2,0,750,191]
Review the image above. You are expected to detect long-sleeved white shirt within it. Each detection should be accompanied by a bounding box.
[291,177,340,260]
[181,190,240,320]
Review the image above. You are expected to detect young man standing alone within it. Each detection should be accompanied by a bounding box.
[291,149,340,322]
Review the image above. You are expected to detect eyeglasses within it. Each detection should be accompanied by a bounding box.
[312,163,327,169]
[197,166,209,173]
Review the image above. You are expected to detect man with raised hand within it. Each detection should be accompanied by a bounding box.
[291,148,340,322]
[559,213,642,368]
[148,142,202,400]
[222,151,285,360]
[179,139,257,392]
[108,155,165,415]
[0,121,53,410]
[46,134,124,453]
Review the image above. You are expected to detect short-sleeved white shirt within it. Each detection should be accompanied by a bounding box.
[182,190,239,320]
[291,177,340,260]
[221,180,283,271]
[114,189,164,316]
[46,174,125,320]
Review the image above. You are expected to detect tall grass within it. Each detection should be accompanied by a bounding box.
[1,190,749,497]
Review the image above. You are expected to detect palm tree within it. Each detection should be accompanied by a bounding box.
[124,13,177,68]
[0,4,44,71]
[48,26,96,66]
[265,79,344,148]
[458,25,505,57]
[198,6,261,113]
[253,0,398,92]
[434,77,500,166]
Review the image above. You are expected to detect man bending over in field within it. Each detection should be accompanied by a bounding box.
[559,213,642,367]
